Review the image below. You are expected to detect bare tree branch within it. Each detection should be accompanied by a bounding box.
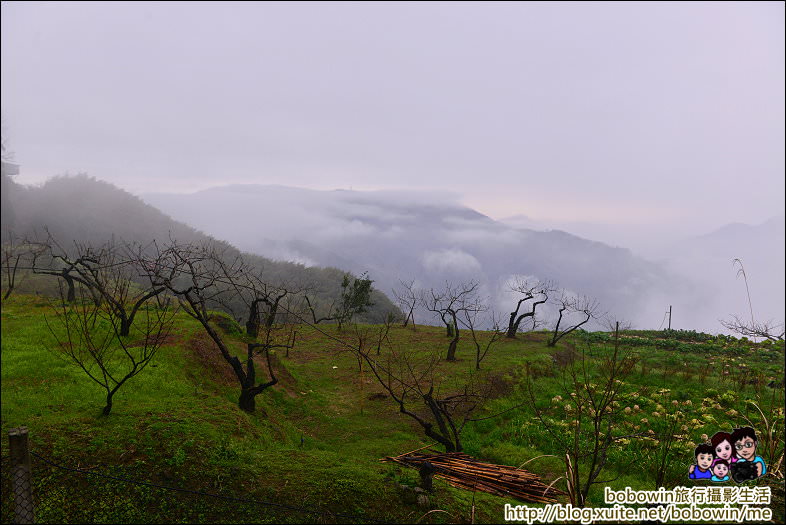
[720,315,784,342]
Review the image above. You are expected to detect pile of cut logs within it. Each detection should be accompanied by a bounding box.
[382,447,564,504]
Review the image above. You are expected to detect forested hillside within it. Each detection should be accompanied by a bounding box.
[1,172,399,323]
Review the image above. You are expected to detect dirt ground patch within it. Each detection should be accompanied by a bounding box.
[186,333,237,385]
[185,334,299,398]
[268,351,298,398]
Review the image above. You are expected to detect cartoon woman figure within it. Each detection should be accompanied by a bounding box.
[710,431,737,468]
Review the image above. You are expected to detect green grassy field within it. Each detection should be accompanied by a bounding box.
[1,294,784,523]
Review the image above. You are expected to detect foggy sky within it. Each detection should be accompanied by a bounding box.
[2,1,784,232]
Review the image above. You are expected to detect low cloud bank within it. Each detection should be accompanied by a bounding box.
[142,186,784,335]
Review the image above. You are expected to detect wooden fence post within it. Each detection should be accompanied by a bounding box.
[9,427,34,524]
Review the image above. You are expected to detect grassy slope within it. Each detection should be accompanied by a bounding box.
[2,294,784,523]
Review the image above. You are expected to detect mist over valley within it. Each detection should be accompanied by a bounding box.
[142,183,784,334]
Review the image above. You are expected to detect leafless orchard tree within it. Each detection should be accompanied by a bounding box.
[374,311,396,355]
[505,278,555,338]
[601,315,634,333]
[460,306,504,370]
[303,293,336,325]
[45,275,177,415]
[421,280,481,361]
[146,241,295,413]
[548,293,602,347]
[352,310,397,356]
[1,231,38,300]
[28,234,102,304]
[392,279,419,329]
[358,345,491,452]
[67,239,168,336]
[720,316,784,342]
[221,271,302,338]
[25,235,168,337]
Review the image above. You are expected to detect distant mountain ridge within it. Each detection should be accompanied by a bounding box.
[142,184,675,329]
[693,216,785,242]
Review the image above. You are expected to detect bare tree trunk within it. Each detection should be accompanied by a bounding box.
[508,312,534,338]
[506,299,525,338]
[239,389,256,412]
[103,392,114,416]
[423,425,458,452]
[548,309,565,347]
[239,351,257,413]
[446,315,459,361]
[507,298,546,338]
[246,300,260,338]
[63,273,76,302]
[2,254,20,300]
[506,322,518,338]
[264,295,283,328]
[119,316,131,337]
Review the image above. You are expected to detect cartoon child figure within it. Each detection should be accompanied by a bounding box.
[731,426,767,479]
[710,459,730,482]
[689,443,714,480]
[710,431,737,468]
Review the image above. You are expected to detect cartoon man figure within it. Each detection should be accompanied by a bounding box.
[689,443,714,480]
[710,459,730,482]
[731,426,767,480]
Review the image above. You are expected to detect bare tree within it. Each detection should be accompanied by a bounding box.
[601,315,634,333]
[374,311,396,355]
[720,316,784,342]
[1,231,38,300]
[548,294,601,347]
[27,236,168,335]
[147,241,295,413]
[359,345,490,452]
[393,279,419,329]
[221,273,301,338]
[352,310,397,357]
[505,278,555,338]
[421,281,481,361]
[45,276,176,415]
[304,293,336,325]
[460,307,504,371]
[28,234,102,304]
[69,239,168,336]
